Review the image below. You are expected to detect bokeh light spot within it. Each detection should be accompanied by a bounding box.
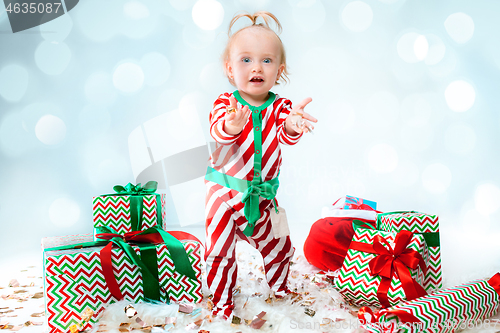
[444,122,476,155]
[475,184,500,216]
[368,144,398,173]
[113,63,144,93]
[341,1,373,32]
[445,80,475,112]
[124,1,150,20]
[445,12,474,44]
[414,35,429,61]
[140,53,171,87]
[422,163,452,193]
[0,65,29,102]
[424,34,446,65]
[35,115,66,145]
[49,198,80,227]
[84,72,117,106]
[35,41,72,75]
[192,0,224,31]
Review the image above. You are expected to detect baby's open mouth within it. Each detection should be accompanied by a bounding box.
[250,77,264,82]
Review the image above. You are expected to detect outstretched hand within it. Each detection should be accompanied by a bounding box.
[224,96,251,135]
[286,97,317,135]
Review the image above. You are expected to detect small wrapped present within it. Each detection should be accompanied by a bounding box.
[93,181,167,240]
[377,211,441,291]
[42,227,202,333]
[360,273,500,333]
[322,196,379,221]
[335,228,429,308]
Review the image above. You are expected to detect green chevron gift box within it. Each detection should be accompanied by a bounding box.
[92,181,167,241]
[360,273,500,333]
[42,231,202,333]
[335,228,429,308]
[377,211,442,291]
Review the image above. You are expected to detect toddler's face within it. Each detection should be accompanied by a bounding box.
[227,28,284,103]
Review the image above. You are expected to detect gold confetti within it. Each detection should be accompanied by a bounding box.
[0,325,13,330]
[13,290,27,294]
[31,312,45,317]
[32,292,44,299]
[231,316,241,325]
[304,308,316,317]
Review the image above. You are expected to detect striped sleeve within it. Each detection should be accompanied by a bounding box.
[276,98,303,146]
[209,93,241,145]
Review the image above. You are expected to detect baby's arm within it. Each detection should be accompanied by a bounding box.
[209,94,249,145]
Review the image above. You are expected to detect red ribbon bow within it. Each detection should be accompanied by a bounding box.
[346,197,375,211]
[350,230,427,308]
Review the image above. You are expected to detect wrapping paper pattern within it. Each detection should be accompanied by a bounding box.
[42,234,202,333]
[378,211,441,291]
[362,278,500,333]
[335,228,429,307]
[92,193,167,239]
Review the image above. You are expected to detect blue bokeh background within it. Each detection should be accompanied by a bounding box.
[1,0,500,284]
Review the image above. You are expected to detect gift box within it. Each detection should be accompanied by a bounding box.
[360,273,500,333]
[42,229,202,333]
[335,228,429,308]
[377,211,441,291]
[93,181,167,240]
[333,195,377,210]
[322,196,378,221]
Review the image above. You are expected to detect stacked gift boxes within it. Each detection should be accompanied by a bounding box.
[42,182,202,333]
[327,196,500,332]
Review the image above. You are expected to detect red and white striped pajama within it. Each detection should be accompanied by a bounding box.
[204,91,302,318]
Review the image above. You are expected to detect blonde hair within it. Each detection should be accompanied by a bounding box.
[222,11,290,86]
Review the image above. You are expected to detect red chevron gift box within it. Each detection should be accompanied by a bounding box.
[42,230,202,333]
[377,211,442,291]
[93,181,167,241]
[334,228,429,308]
[360,273,500,333]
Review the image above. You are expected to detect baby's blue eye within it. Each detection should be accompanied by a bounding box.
[263,58,271,63]
[242,57,250,63]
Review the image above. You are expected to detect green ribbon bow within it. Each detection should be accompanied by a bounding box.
[241,180,279,234]
[113,181,158,195]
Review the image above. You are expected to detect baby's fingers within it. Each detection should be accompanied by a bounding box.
[228,96,237,110]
